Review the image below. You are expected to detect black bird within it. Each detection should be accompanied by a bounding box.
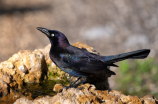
[37,27,150,90]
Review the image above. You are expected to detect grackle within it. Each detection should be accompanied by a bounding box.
[37,27,150,91]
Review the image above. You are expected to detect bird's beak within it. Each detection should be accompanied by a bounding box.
[37,27,50,37]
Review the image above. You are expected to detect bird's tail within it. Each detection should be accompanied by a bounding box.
[104,49,150,66]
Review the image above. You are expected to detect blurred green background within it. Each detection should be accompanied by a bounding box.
[0,0,157,98]
[117,58,158,98]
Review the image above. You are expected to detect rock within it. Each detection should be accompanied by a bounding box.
[53,83,96,93]
[14,83,158,104]
[53,84,63,92]
[143,95,157,104]
[0,49,48,102]
[73,42,99,54]
[18,65,28,74]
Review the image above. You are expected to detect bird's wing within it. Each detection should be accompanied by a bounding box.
[60,54,106,73]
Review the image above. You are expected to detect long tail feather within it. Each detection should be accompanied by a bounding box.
[104,49,150,64]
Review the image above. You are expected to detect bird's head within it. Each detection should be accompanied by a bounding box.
[37,27,70,48]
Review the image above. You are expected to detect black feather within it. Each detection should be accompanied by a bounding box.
[37,27,150,90]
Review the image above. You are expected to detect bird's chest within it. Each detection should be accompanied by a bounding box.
[49,51,62,64]
[49,52,70,70]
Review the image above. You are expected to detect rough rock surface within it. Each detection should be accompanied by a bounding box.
[14,83,158,104]
[73,42,99,54]
[0,49,48,101]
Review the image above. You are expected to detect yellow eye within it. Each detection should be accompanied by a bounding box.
[51,34,54,37]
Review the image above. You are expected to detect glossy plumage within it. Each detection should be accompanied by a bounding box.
[37,27,150,90]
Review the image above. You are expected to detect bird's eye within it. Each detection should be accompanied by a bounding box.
[51,34,54,37]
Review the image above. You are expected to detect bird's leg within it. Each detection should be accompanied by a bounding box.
[69,77,81,87]
[73,77,87,88]
[59,77,81,92]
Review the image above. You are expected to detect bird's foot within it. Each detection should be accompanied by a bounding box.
[59,77,87,92]
[77,87,84,90]
[59,85,73,92]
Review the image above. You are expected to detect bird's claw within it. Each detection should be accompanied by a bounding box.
[78,87,84,90]
[59,85,72,92]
